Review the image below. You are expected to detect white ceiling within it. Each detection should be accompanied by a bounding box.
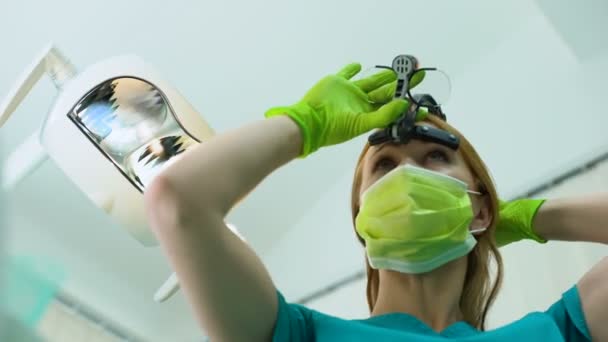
[1,0,608,341]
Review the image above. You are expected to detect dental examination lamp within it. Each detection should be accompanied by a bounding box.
[0,43,219,303]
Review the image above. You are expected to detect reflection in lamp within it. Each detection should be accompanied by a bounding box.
[73,78,169,158]
[127,134,198,190]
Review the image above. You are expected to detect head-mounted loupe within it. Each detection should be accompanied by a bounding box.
[368,55,460,150]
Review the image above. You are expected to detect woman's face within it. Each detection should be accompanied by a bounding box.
[359,123,491,230]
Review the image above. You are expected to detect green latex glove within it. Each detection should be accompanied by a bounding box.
[265,63,425,157]
[495,198,547,247]
[366,69,426,105]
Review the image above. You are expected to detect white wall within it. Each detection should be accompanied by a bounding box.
[305,157,608,329]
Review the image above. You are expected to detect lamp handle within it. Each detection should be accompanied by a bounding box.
[0,43,76,128]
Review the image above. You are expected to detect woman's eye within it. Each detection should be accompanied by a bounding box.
[427,149,450,163]
[374,157,397,172]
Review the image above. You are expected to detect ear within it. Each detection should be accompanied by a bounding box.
[470,193,493,231]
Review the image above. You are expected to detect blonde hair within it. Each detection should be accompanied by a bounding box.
[350,115,503,330]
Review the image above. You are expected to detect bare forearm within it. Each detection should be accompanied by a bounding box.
[144,115,302,340]
[534,193,608,244]
[161,115,302,216]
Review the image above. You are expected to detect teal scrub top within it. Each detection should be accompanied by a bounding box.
[273,285,590,341]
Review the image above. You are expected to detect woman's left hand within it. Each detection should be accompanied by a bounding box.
[494,199,547,247]
[496,193,608,247]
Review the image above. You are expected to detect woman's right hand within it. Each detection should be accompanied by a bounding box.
[265,63,409,157]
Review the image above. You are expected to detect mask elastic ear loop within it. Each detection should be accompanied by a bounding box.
[470,227,487,235]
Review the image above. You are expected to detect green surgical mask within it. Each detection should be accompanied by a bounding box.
[355,164,485,274]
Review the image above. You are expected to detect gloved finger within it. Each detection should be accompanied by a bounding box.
[353,69,397,93]
[354,99,408,135]
[367,69,426,102]
[336,63,362,80]
[361,69,425,99]
[415,108,428,121]
[368,81,396,104]
[409,69,425,89]
[368,85,430,122]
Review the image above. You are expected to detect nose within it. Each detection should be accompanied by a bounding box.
[399,157,421,169]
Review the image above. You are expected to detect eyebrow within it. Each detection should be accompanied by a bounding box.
[369,140,456,159]
[369,143,394,158]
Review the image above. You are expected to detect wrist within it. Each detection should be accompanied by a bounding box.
[271,115,305,159]
[532,198,561,242]
[265,103,317,158]
[518,198,548,242]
